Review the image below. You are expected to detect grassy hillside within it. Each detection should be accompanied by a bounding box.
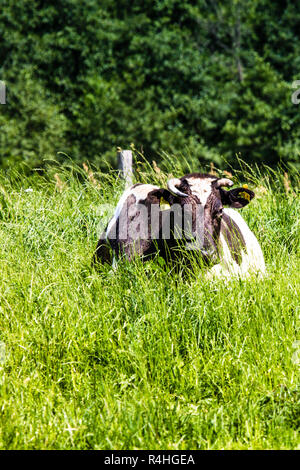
[0,157,299,449]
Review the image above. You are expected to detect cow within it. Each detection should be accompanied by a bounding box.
[93,173,265,278]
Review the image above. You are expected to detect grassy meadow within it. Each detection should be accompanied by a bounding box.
[0,156,299,449]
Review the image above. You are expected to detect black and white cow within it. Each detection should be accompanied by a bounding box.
[94,173,265,278]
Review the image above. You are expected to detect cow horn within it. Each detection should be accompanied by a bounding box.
[215,178,234,188]
[167,178,188,197]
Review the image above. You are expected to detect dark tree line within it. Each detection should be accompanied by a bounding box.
[0,0,299,171]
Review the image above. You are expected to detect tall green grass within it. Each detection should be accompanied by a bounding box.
[0,156,299,449]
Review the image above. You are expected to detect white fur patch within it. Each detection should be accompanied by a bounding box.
[132,184,160,204]
[186,177,214,205]
[207,208,265,279]
[105,184,159,239]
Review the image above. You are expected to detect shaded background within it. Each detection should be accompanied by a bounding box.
[0,0,300,171]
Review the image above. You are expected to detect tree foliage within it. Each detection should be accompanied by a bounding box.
[0,0,300,170]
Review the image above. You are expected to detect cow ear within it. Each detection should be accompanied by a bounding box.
[220,187,255,208]
[151,189,175,205]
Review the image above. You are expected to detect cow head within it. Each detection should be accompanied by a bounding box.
[166,173,254,262]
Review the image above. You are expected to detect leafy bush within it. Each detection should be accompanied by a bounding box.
[0,0,300,170]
